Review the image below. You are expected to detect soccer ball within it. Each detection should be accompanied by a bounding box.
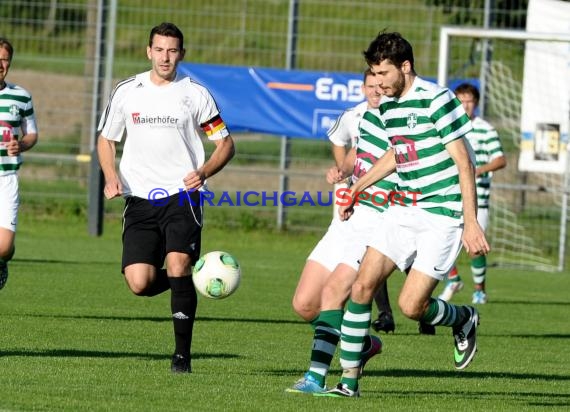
[192,251,241,299]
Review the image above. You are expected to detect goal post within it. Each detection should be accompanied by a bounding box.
[437,26,570,272]
[437,26,570,88]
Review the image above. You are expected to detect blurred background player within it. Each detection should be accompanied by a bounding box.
[327,68,396,334]
[0,38,39,290]
[439,83,506,305]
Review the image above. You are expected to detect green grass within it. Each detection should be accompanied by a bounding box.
[0,215,569,411]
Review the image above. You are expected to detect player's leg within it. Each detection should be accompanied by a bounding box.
[319,247,396,398]
[438,265,464,301]
[163,191,203,373]
[122,196,164,295]
[292,260,332,324]
[287,263,356,394]
[292,218,349,323]
[0,227,15,290]
[371,280,395,333]
[288,209,372,394]
[0,174,19,290]
[410,215,479,370]
[472,208,489,304]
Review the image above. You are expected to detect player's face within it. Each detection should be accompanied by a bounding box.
[361,75,382,109]
[0,47,11,86]
[147,34,185,83]
[369,60,408,98]
[456,92,477,119]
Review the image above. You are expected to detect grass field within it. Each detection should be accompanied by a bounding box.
[1,215,569,411]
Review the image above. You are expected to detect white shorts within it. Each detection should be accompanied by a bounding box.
[0,174,19,232]
[478,207,489,231]
[308,205,385,272]
[366,206,463,281]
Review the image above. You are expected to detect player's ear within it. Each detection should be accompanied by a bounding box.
[146,46,152,60]
[401,60,412,74]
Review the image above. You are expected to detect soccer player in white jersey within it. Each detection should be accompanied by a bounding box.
[97,23,235,373]
[0,38,39,291]
[439,83,506,305]
[318,31,489,398]
[327,68,396,334]
[287,88,400,394]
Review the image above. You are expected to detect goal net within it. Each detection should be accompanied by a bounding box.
[437,23,570,272]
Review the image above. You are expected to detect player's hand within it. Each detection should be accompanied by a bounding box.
[462,220,490,258]
[337,187,359,221]
[103,179,122,200]
[326,166,345,185]
[183,170,206,191]
[338,203,355,221]
[6,137,20,156]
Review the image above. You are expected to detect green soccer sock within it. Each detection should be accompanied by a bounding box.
[307,309,343,387]
[339,299,371,391]
[421,297,470,328]
[471,255,487,289]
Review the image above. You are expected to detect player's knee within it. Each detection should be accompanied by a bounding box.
[351,280,374,302]
[398,299,423,320]
[292,295,318,321]
[124,276,151,296]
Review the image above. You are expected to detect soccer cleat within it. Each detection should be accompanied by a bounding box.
[171,353,191,373]
[285,372,326,394]
[0,260,8,290]
[418,321,436,335]
[438,280,464,302]
[314,383,360,398]
[371,311,395,333]
[472,290,488,304]
[452,306,479,370]
[360,335,382,375]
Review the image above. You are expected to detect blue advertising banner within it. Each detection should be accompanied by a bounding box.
[179,63,476,140]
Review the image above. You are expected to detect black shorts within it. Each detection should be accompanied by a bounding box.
[121,191,203,271]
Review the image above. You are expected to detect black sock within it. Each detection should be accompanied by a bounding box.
[374,281,392,314]
[140,268,170,297]
[169,276,197,358]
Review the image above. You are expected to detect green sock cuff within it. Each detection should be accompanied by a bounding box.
[340,375,359,391]
[347,299,372,314]
[309,316,319,330]
[421,297,439,323]
[315,309,343,330]
[471,254,487,268]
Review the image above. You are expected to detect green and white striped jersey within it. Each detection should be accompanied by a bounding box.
[351,109,399,213]
[378,77,472,220]
[468,116,504,208]
[0,82,37,176]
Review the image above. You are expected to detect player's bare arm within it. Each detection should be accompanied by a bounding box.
[331,143,349,169]
[446,138,490,257]
[475,154,507,177]
[6,128,38,156]
[327,147,356,184]
[338,148,396,220]
[97,135,122,199]
[183,135,235,191]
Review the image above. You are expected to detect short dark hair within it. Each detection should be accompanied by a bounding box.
[454,83,480,103]
[363,31,414,71]
[0,38,14,60]
[149,22,184,51]
[363,67,374,82]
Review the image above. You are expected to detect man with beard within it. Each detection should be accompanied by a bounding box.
[318,31,488,398]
